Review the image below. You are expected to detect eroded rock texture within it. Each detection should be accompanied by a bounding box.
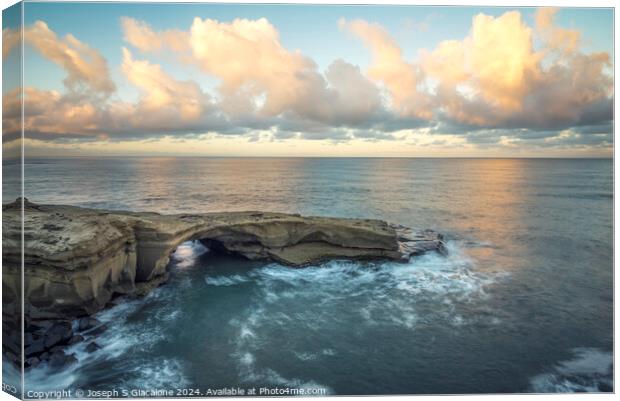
[2,198,445,321]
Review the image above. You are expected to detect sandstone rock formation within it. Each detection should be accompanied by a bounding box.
[3,198,445,323]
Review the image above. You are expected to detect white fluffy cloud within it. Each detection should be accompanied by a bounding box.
[2,27,20,58]
[121,47,211,122]
[340,18,434,119]
[121,17,189,53]
[119,16,386,129]
[2,9,613,152]
[535,7,581,55]
[25,21,115,95]
[189,17,315,116]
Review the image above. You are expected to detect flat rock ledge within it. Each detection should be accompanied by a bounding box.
[3,198,445,323]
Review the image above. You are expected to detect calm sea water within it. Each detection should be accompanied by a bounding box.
[4,157,613,394]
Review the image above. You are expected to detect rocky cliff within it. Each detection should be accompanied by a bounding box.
[3,198,445,368]
[3,198,444,322]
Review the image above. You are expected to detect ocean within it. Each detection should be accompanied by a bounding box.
[3,157,613,394]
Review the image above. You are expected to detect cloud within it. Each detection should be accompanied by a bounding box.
[2,45,223,141]
[4,20,118,115]
[3,9,613,154]
[22,21,115,95]
[467,11,541,111]
[123,16,386,128]
[121,47,211,122]
[535,7,581,55]
[419,11,542,120]
[3,87,108,141]
[2,27,21,58]
[185,16,386,126]
[121,17,189,53]
[120,11,611,146]
[323,59,384,124]
[340,18,434,119]
[188,17,315,117]
[416,10,612,131]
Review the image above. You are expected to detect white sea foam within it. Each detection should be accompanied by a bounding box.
[170,241,209,268]
[25,240,499,393]
[239,352,256,366]
[205,274,250,286]
[128,358,189,390]
[24,363,81,392]
[321,349,336,356]
[529,348,613,393]
[25,282,188,392]
[231,348,332,394]
[224,241,502,391]
[229,305,332,393]
[294,352,318,361]
[245,241,500,331]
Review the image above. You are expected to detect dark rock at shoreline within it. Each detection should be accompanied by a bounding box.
[48,321,73,339]
[25,357,40,368]
[85,342,101,353]
[48,350,77,369]
[43,321,73,348]
[78,317,101,331]
[24,340,45,357]
[68,334,84,345]
[85,324,108,336]
[28,320,54,332]
[44,333,63,349]
[18,318,80,365]
[4,351,18,365]
[3,325,22,355]
[49,345,67,354]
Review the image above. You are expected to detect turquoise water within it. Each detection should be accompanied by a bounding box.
[4,157,613,394]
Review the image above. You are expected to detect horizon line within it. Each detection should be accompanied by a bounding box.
[3,155,614,160]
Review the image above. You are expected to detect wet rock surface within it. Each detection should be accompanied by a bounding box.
[78,317,101,331]
[85,342,101,353]
[48,350,78,370]
[20,318,112,369]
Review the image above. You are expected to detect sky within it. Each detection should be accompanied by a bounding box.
[2,1,614,157]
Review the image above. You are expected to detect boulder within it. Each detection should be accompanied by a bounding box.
[44,334,63,349]
[48,351,77,369]
[2,330,21,354]
[49,345,66,354]
[85,324,108,336]
[47,322,73,341]
[27,320,53,332]
[68,335,84,345]
[78,318,101,332]
[25,357,40,368]
[4,351,18,365]
[85,342,100,353]
[24,340,45,357]
[42,321,73,348]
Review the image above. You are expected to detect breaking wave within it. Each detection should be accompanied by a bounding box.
[227,241,503,390]
[205,274,250,286]
[25,284,189,392]
[25,240,503,394]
